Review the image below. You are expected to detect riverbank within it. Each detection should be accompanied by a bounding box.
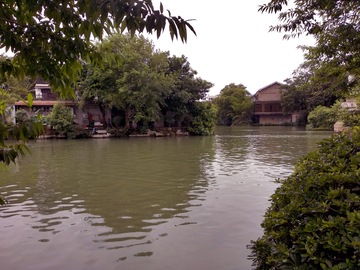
[39,127,190,139]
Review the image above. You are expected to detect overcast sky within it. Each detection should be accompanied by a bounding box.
[1,1,313,96]
[146,0,314,95]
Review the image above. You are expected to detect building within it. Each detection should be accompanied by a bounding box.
[334,98,358,133]
[251,82,292,124]
[14,79,111,129]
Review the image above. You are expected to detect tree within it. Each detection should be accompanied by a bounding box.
[80,33,173,129]
[0,92,43,167]
[259,0,360,94]
[0,0,196,169]
[249,1,360,266]
[161,55,213,126]
[214,83,253,126]
[0,0,196,97]
[48,103,75,138]
[280,62,338,125]
[307,100,342,130]
[187,102,217,136]
[0,56,35,105]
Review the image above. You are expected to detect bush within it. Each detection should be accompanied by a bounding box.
[15,109,29,124]
[187,102,217,136]
[48,103,75,138]
[248,128,360,270]
[307,101,342,130]
[112,116,123,127]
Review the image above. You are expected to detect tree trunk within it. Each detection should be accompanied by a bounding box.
[99,103,107,129]
[125,108,130,128]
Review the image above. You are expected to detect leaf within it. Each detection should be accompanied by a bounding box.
[27,93,33,107]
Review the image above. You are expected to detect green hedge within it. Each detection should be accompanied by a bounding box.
[248,128,360,270]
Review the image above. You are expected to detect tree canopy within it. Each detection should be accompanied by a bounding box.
[0,0,196,98]
[260,0,360,93]
[161,55,213,125]
[0,0,197,169]
[214,83,253,126]
[280,61,338,125]
[80,34,215,132]
[80,33,173,128]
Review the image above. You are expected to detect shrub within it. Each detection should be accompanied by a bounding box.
[15,109,29,124]
[187,102,217,136]
[48,103,75,138]
[112,116,123,127]
[307,101,342,130]
[248,128,360,270]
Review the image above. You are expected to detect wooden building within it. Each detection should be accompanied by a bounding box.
[251,82,292,124]
[14,79,111,128]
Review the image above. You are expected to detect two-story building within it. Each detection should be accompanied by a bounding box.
[251,82,292,125]
[14,79,111,128]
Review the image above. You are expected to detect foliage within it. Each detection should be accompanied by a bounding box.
[48,103,75,138]
[15,109,29,124]
[280,62,338,126]
[112,115,123,127]
[187,102,217,136]
[307,100,343,130]
[0,92,44,168]
[260,0,360,95]
[0,0,196,98]
[0,0,195,170]
[81,33,173,128]
[214,83,253,126]
[248,128,360,269]
[161,55,213,126]
[0,56,34,104]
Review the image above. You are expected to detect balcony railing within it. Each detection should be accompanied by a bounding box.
[35,92,59,100]
[20,93,61,101]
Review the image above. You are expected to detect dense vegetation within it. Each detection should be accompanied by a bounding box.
[250,1,360,268]
[279,62,339,126]
[213,83,253,126]
[0,0,196,171]
[80,33,216,135]
[249,129,360,269]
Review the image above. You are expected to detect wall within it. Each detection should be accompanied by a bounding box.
[255,83,281,101]
[259,114,292,125]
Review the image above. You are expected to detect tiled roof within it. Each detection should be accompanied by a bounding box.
[253,81,282,96]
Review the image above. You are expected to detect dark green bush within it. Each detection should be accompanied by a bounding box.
[248,128,360,270]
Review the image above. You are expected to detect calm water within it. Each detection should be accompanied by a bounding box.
[0,126,332,270]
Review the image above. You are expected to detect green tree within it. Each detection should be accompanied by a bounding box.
[48,103,75,138]
[81,33,173,129]
[0,56,35,105]
[280,62,338,125]
[0,92,43,167]
[259,0,360,94]
[187,102,217,136]
[161,55,213,126]
[0,0,196,97]
[307,100,342,130]
[0,1,195,168]
[214,83,253,126]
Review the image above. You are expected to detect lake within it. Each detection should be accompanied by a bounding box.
[0,126,333,270]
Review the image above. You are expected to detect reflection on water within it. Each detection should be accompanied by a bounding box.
[0,126,332,270]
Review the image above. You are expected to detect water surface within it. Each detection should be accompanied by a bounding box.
[0,126,333,270]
